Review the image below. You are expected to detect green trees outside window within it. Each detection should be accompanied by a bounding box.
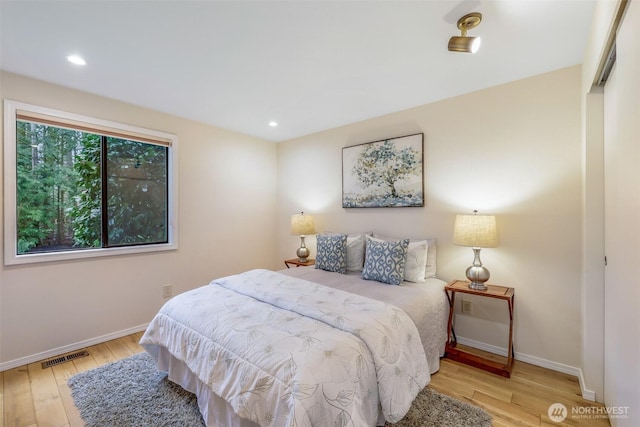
[16,121,168,255]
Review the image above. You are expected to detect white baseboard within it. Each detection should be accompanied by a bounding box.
[0,323,149,372]
[456,336,595,401]
[578,371,596,402]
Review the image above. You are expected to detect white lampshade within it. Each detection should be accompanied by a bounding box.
[290,212,315,236]
[453,214,497,248]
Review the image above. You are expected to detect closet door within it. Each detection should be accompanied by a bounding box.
[603,1,640,424]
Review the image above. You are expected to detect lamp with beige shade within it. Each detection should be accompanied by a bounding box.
[290,212,315,263]
[453,210,498,290]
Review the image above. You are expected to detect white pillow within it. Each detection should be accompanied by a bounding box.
[404,240,428,283]
[346,234,366,271]
[424,239,437,278]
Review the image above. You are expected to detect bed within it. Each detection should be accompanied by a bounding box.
[140,234,449,427]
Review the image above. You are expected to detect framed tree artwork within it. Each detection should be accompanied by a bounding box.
[342,133,424,208]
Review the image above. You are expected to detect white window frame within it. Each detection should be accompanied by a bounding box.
[3,99,179,265]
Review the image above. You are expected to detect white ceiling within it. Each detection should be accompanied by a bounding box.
[1,0,595,142]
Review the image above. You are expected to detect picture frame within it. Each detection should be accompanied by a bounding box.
[342,133,424,208]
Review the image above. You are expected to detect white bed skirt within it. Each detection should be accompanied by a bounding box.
[149,345,387,427]
[151,345,259,427]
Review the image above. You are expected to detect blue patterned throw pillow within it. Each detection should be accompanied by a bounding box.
[315,234,348,274]
[362,237,410,285]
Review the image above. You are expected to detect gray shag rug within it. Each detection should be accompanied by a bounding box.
[68,352,491,427]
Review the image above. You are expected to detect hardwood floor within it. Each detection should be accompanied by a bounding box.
[431,354,611,426]
[1,333,610,427]
[2,332,146,427]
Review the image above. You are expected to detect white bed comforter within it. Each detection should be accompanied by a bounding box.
[279,267,449,374]
[140,269,430,426]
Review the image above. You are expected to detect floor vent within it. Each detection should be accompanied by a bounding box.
[41,349,90,369]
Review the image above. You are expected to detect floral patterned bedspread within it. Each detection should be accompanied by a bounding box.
[140,269,430,426]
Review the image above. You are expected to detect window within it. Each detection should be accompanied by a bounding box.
[4,100,178,265]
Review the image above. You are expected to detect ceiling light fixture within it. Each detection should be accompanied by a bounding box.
[448,12,482,54]
[268,121,278,127]
[66,54,86,66]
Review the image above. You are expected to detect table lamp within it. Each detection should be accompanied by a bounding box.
[453,210,498,290]
[290,212,315,262]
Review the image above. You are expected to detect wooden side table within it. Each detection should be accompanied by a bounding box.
[444,279,515,377]
[284,259,315,268]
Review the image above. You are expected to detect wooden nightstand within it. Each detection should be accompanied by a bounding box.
[444,279,515,377]
[284,259,315,268]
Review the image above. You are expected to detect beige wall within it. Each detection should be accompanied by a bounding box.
[277,66,584,370]
[0,72,279,367]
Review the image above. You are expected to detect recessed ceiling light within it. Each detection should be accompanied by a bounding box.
[66,55,86,66]
[268,121,278,127]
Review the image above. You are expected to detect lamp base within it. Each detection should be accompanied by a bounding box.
[296,244,310,263]
[465,247,490,290]
[467,280,488,291]
[465,265,490,290]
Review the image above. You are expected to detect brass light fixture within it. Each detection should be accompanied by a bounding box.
[448,12,482,54]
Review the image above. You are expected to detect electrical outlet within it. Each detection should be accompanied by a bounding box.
[162,284,173,298]
[462,299,472,315]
